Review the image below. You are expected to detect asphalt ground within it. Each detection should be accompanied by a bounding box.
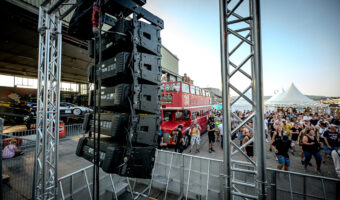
[171,131,339,178]
[2,133,338,200]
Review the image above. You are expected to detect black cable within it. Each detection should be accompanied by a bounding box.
[92,35,97,199]
[96,0,103,199]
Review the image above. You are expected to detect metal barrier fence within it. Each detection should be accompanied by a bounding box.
[64,124,84,137]
[1,123,84,200]
[147,150,340,200]
[58,165,131,200]
[56,149,340,200]
[1,137,35,200]
[2,123,84,139]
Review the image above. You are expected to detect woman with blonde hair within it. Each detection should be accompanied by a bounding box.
[2,139,23,159]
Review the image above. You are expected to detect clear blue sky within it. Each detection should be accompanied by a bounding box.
[145,0,340,97]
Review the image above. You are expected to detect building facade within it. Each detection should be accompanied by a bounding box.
[204,87,222,105]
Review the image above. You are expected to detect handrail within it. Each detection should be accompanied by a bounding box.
[267,168,340,182]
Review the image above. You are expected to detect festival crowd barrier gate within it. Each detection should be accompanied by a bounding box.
[57,149,340,200]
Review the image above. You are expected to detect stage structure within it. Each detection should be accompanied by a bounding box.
[219,0,267,199]
[33,0,267,199]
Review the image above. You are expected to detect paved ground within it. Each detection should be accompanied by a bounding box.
[2,133,338,200]
[3,125,27,133]
[176,132,338,178]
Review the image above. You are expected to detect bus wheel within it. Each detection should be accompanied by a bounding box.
[184,134,190,148]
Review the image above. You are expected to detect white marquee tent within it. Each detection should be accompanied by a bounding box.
[265,88,285,104]
[265,83,327,108]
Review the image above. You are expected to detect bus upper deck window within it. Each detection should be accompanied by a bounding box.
[190,86,195,94]
[182,83,190,93]
[166,83,180,92]
[196,87,200,95]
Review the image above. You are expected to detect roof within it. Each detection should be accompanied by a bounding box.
[0,1,91,83]
[265,83,327,107]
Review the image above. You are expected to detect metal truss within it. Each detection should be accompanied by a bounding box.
[33,1,76,199]
[219,0,267,199]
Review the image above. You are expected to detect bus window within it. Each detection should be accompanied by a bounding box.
[196,87,200,95]
[202,90,205,96]
[163,111,172,122]
[191,112,196,120]
[161,84,165,93]
[166,83,180,92]
[182,83,190,93]
[175,111,184,120]
[190,85,195,94]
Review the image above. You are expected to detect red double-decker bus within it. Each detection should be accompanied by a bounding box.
[160,81,211,147]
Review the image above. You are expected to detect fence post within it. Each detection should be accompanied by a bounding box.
[180,153,184,198]
[0,118,4,200]
[271,171,276,200]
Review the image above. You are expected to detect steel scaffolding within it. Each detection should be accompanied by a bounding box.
[33,1,75,199]
[33,0,267,199]
[219,0,267,199]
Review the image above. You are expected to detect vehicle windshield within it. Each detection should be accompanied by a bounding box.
[163,110,186,122]
[60,102,76,107]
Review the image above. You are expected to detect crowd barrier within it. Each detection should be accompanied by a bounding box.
[149,150,340,200]
[2,122,339,200]
[58,149,340,200]
[58,165,131,200]
[1,123,85,200]
[1,132,35,200]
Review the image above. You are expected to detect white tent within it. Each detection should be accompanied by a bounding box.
[265,83,327,108]
[265,89,285,104]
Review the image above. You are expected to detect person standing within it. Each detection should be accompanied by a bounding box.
[331,149,340,178]
[243,130,254,160]
[174,125,185,153]
[272,135,293,171]
[189,119,202,153]
[290,123,301,155]
[207,119,216,153]
[158,127,164,149]
[323,125,339,163]
[264,117,269,142]
[215,113,222,142]
[302,129,322,173]
[218,121,223,149]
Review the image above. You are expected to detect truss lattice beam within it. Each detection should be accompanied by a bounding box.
[33,3,62,199]
[219,0,267,199]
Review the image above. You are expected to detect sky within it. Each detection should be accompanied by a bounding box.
[144,0,340,97]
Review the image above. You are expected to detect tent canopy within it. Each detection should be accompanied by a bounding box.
[265,83,327,107]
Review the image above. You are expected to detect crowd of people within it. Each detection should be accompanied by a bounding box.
[266,109,339,176]
[159,108,340,177]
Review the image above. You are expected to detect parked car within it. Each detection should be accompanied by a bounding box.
[29,102,92,117]
[60,102,92,116]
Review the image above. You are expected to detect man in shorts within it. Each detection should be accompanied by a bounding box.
[189,119,202,153]
[323,124,339,162]
[207,119,216,153]
[272,135,293,171]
